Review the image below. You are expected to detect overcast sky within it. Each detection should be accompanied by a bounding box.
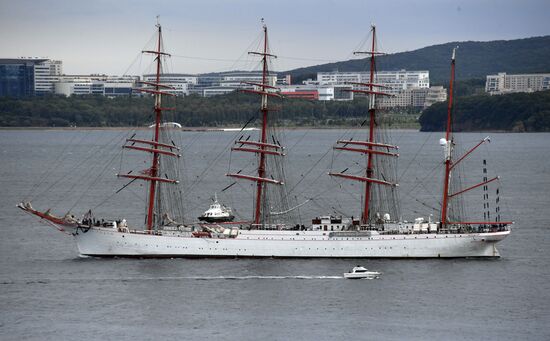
[1,0,549,75]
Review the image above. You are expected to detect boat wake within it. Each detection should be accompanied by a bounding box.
[188,275,344,280]
[1,274,384,285]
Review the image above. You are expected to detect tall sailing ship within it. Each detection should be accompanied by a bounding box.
[19,22,511,257]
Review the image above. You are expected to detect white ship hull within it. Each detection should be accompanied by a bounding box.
[73,227,510,258]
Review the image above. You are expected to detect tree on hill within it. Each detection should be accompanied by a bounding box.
[419,90,550,132]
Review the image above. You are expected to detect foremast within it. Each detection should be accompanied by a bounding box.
[117,20,179,231]
[329,25,397,225]
[226,22,283,225]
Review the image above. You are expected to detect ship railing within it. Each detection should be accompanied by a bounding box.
[249,223,287,230]
[329,231,379,238]
[441,223,509,234]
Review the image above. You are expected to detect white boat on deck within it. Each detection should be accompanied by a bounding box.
[344,266,380,279]
[198,193,235,223]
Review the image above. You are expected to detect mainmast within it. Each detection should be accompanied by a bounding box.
[226,21,283,225]
[363,25,378,225]
[329,25,397,225]
[255,24,270,225]
[146,22,164,230]
[117,19,179,231]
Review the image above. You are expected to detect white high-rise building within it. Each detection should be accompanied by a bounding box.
[142,73,198,96]
[317,70,444,108]
[423,86,448,108]
[278,84,353,101]
[219,71,277,88]
[317,70,430,94]
[34,59,63,94]
[485,72,550,95]
[377,86,447,109]
[54,75,137,97]
[188,71,278,97]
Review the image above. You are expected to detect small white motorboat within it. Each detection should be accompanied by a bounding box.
[344,266,380,279]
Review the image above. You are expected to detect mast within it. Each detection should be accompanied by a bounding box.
[226,20,283,225]
[146,22,163,230]
[117,18,179,231]
[255,24,269,225]
[329,25,397,226]
[440,48,457,227]
[363,25,377,225]
[438,48,512,227]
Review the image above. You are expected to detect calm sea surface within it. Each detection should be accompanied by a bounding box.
[1,129,549,340]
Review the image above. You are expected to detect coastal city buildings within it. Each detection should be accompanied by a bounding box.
[317,70,430,92]
[0,58,38,97]
[1,57,447,109]
[54,75,137,97]
[378,86,447,109]
[423,86,448,107]
[485,72,550,95]
[316,70,444,108]
[142,73,197,96]
[0,58,62,97]
[188,71,279,97]
[34,59,63,94]
[279,84,354,101]
[219,71,278,88]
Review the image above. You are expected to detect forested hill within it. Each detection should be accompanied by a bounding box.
[419,91,550,132]
[0,93,406,128]
[285,36,550,84]
[3,91,549,131]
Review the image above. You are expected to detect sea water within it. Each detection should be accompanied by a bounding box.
[1,129,549,340]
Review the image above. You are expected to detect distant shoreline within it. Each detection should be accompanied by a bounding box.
[0,126,421,131]
[0,126,531,133]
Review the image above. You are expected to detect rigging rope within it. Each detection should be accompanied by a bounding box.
[398,131,434,182]
[24,130,84,201]
[68,131,129,212]
[29,129,93,201]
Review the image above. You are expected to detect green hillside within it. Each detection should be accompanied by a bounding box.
[419,90,550,132]
[0,93,418,128]
[285,36,550,85]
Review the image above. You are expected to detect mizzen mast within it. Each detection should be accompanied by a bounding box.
[439,48,512,227]
[329,25,397,225]
[226,21,283,225]
[440,48,457,227]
